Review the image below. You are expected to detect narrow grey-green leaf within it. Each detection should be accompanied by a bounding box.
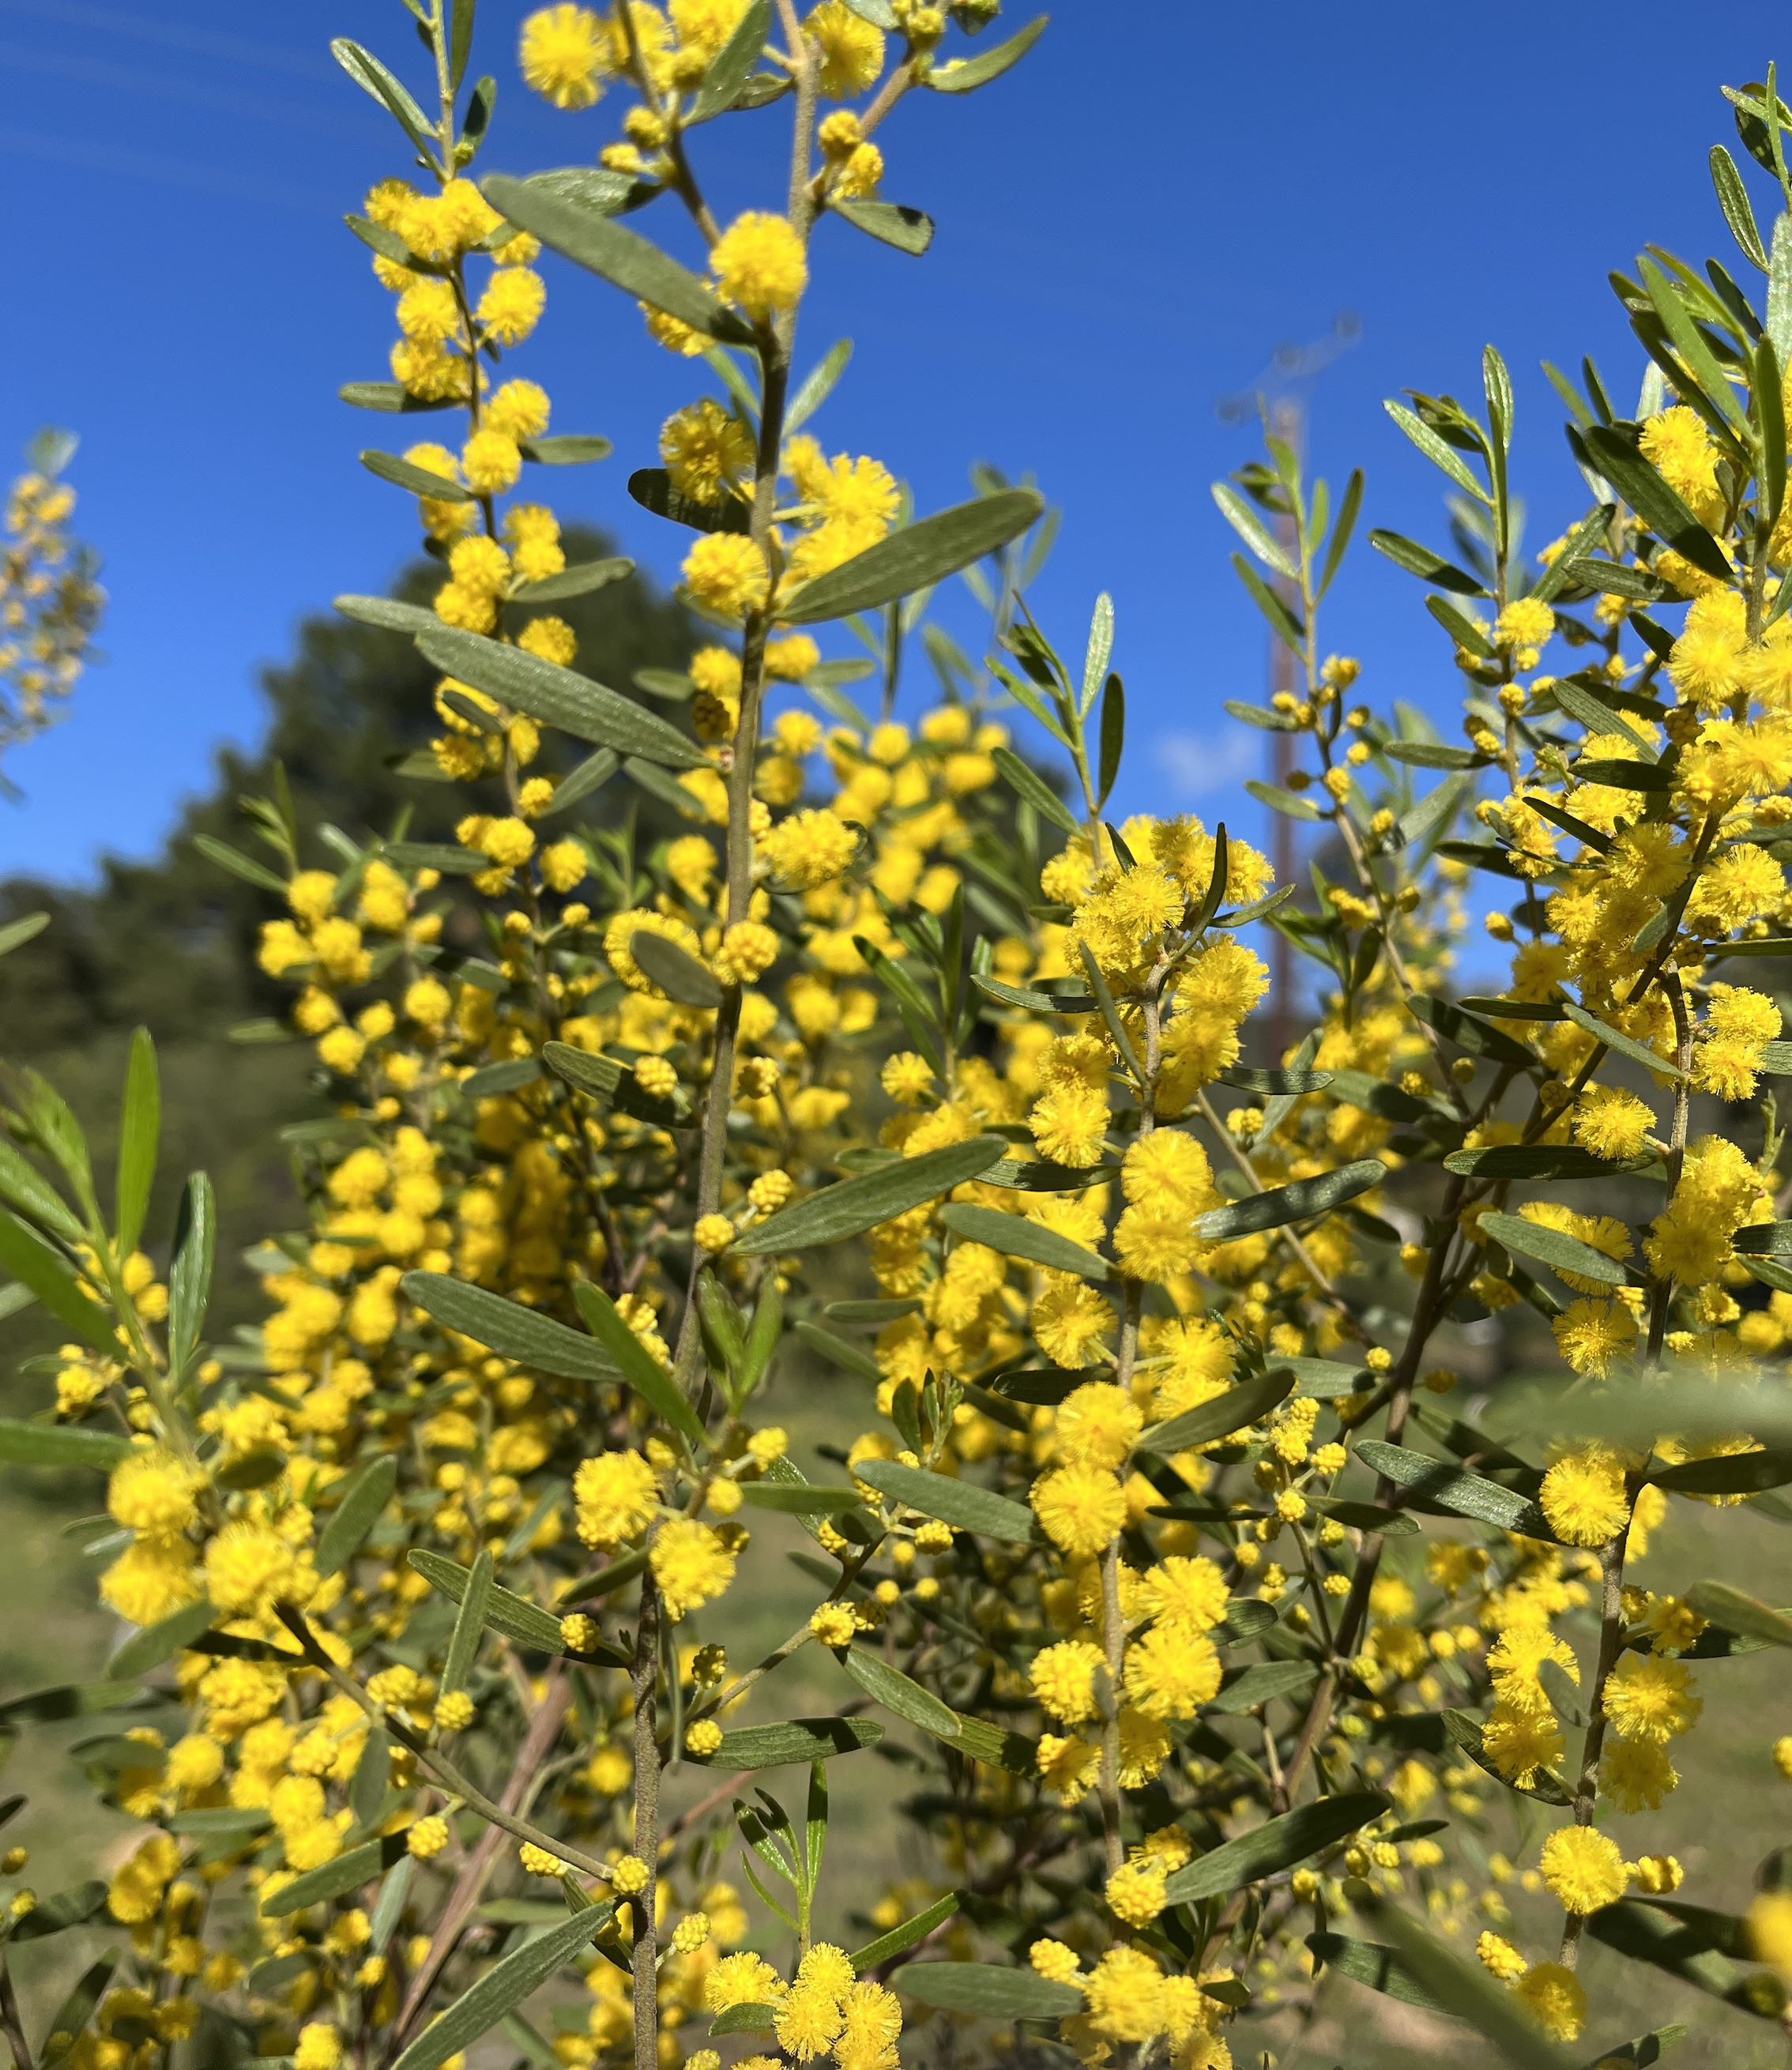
[851,1458,1035,1544]
[1562,999,1683,1079]
[1442,1144,1651,1181]
[390,1902,618,2070]
[1367,529,1489,595]
[483,172,750,343]
[894,1964,1080,2018]
[262,1835,408,1918]
[738,1480,864,1513]
[0,1418,130,1472]
[1583,425,1734,583]
[1652,1447,1792,1494]
[7,1880,108,1943]
[691,0,772,119]
[831,199,933,254]
[923,13,1047,92]
[1360,1901,1574,2067]
[1477,1211,1628,1288]
[1192,1160,1384,1241]
[442,1548,492,1696]
[1081,591,1114,715]
[114,1027,159,1258]
[1356,1440,1557,1540]
[107,1598,216,1679]
[1712,144,1768,270]
[511,558,631,604]
[0,911,48,958]
[991,746,1081,836]
[1138,1368,1295,1454]
[335,595,442,634]
[416,627,702,769]
[1398,771,1470,848]
[570,1281,706,1445]
[1385,401,1488,502]
[785,338,853,437]
[0,1214,114,1353]
[1213,483,1297,580]
[1408,992,1536,1068]
[519,435,612,465]
[838,1647,962,1739]
[683,1716,884,1769]
[1208,1660,1318,1714]
[936,1202,1108,1279]
[360,450,474,501]
[734,1135,1007,1255]
[1307,1929,1452,2011]
[627,931,722,1007]
[779,491,1044,623]
[330,38,434,155]
[1161,1792,1391,1904]
[1685,1579,1792,1647]
[190,833,290,897]
[791,1321,882,1383]
[401,1270,619,1382]
[1771,209,1792,368]
[315,1455,398,1578]
[410,1548,627,1664]
[340,380,455,414]
[849,1892,960,1971]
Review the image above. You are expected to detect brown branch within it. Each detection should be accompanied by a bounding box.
[388,1669,574,2054]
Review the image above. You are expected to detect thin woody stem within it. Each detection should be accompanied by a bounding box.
[387,1671,573,2056]
[631,1573,662,2070]
[1559,1527,1628,1970]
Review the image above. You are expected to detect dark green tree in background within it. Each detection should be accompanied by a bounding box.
[0,529,695,1327]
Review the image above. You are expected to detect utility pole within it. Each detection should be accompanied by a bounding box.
[1217,316,1359,1063]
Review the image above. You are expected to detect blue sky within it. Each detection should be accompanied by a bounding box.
[0,0,1782,885]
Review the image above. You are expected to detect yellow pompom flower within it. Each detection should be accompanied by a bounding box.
[1572,1082,1653,1161]
[1748,1891,1792,1973]
[695,1214,736,1254]
[433,1691,475,1733]
[520,5,610,107]
[1510,1961,1586,2042]
[540,839,588,892]
[1080,1946,1165,2046]
[1602,1653,1702,1744]
[1475,1931,1527,1982]
[107,1450,201,1538]
[406,1816,449,1861]
[1104,1859,1166,1926]
[1550,1297,1637,1379]
[1030,1463,1125,1556]
[573,1450,661,1548]
[1538,1447,1630,1546]
[650,1519,737,1620]
[711,211,808,319]
[1053,1382,1142,1469]
[774,1985,843,2062]
[705,1952,788,2014]
[1123,1624,1222,1720]
[461,428,522,495]
[476,269,546,346]
[685,1718,725,1756]
[661,397,754,505]
[1029,1639,1103,1724]
[804,0,883,96]
[1538,1825,1626,1914]
[683,533,771,615]
[762,808,857,888]
[671,0,753,60]
[294,2027,341,2070]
